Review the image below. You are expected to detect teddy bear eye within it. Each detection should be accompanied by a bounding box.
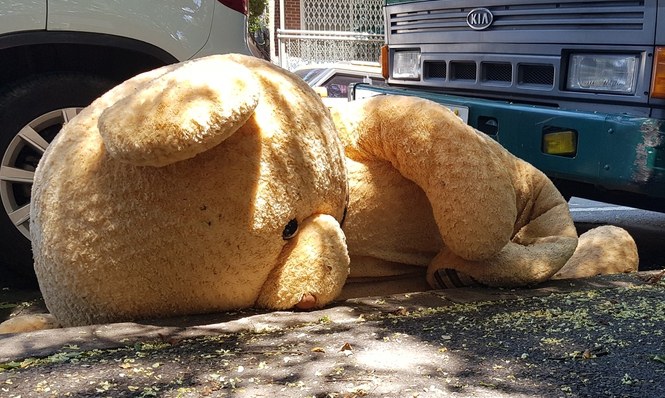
[282,219,299,240]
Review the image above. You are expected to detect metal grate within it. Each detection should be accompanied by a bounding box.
[303,0,384,33]
[390,1,646,35]
[519,64,555,86]
[450,61,476,80]
[482,62,512,83]
[424,61,447,78]
[278,0,385,70]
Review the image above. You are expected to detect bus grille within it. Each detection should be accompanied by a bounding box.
[390,1,646,35]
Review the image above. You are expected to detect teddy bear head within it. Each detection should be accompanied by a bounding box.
[30,54,350,326]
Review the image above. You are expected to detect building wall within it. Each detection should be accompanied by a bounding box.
[274,0,301,30]
[286,0,301,29]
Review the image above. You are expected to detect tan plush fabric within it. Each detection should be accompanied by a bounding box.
[29,54,349,327]
[342,158,442,272]
[552,225,639,280]
[335,96,519,263]
[333,95,637,291]
[257,214,350,308]
[98,58,261,167]
[0,314,60,334]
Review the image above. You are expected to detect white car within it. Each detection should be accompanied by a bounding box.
[0,0,256,285]
[294,62,385,107]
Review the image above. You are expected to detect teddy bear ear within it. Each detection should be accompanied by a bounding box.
[97,55,260,167]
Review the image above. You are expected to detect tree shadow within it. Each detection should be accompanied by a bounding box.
[0,276,663,397]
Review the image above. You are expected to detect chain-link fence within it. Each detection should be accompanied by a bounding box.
[277,0,384,70]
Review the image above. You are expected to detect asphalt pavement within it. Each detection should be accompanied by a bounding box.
[569,197,665,272]
[0,271,663,397]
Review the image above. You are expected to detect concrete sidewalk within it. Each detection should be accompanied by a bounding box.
[0,271,663,397]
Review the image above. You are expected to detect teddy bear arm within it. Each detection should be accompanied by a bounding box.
[512,201,578,246]
[429,188,579,287]
[427,234,578,288]
[338,96,518,261]
[425,177,517,261]
[255,214,350,310]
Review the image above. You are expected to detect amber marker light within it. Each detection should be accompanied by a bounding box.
[381,45,389,79]
[650,47,665,99]
[542,130,577,157]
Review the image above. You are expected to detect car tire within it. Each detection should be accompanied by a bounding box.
[0,73,117,287]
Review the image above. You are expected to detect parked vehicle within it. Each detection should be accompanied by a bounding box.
[353,0,665,213]
[0,0,255,285]
[295,62,385,107]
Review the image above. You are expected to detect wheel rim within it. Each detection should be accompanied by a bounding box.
[1,108,81,239]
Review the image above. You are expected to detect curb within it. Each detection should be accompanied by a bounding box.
[0,271,661,363]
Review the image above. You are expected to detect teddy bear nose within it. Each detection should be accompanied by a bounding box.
[282,219,299,240]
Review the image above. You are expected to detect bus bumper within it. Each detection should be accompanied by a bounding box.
[351,84,665,205]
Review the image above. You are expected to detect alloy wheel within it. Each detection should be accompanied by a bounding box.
[0,108,80,239]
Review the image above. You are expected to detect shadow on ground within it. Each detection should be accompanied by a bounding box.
[0,272,664,397]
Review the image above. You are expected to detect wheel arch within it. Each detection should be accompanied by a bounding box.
[0,32,181,285]
[0,31,180,88]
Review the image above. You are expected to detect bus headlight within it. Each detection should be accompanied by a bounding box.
[393,50,421,79]
[566,53,638,94]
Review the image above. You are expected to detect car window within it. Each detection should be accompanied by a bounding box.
[294,68,328,84]
[323,73,385,98]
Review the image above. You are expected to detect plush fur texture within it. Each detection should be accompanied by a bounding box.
[552,225,639,280]
[0,314,60,334]
[1,66,639,335]
[332,95,638,293]
[27,54,350,327]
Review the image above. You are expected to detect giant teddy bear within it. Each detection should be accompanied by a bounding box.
[0,56,638,334]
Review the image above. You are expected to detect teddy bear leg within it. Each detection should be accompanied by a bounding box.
[256,214,350,310]
[0,314,60,334]
[552,225,639,280]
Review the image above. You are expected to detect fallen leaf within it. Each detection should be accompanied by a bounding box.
[311,347,326,353]
[390,307,409,316]
[639,270,665,284]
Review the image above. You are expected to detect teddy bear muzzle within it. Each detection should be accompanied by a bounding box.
[256,214,350,310]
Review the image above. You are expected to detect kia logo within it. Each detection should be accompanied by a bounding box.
[467,8,493,30]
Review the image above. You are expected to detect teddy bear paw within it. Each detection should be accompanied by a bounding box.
[431,268,480,289]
